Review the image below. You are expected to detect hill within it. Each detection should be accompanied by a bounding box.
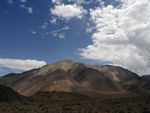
[0,84,24,101]
[142,75,150,81]
[0,60,149,97]
[0,91,149,113]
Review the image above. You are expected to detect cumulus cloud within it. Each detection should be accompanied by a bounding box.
[62,25,69,30]
[41,22,48,29]
[51,4,87,20]
[51,25,69,38]
[50,17,57,24]
[86,28,93,33]
[52,0,61,4]
[27,7,33,14]
[51,29,60,37]
[20,5,33,14]
[58,33,65,39]
[0,58,46,71]
[67,0,86,4]
[86,23,95,33]
[80,0,150,75]
[31,31,36,34]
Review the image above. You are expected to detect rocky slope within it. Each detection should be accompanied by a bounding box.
[142,75,150,81]
[0,84,25,101]
[141,75,150,90]
[0,60,149,97]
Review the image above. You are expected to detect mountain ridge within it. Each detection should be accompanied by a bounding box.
[0,84,26,101]
[0,60,149,97]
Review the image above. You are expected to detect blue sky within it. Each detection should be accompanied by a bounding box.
[0,0,109,75]
[0,0,150,76]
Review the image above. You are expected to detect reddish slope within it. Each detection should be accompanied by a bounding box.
[0,60,149,97]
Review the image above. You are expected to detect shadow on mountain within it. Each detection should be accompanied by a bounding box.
[0,60,150,113]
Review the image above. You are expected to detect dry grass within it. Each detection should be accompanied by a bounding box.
[0,92,149,113]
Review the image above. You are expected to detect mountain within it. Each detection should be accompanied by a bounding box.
[0,84,25,101]
[0,60,149,97]
[142,75,150,81]
[141,75,150,91]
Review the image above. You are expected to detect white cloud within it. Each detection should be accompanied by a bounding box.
[62,25,69,30]
[74,0,86,4]
[51,29,60,37]
[51,4,87,20]
[58,33,65,39]
[52,0,61,4]
[86,26,95,33]
[31,31,36,34]
[67,0,86,4]
[52,32,58,37]
[20,5,33,14]
[0,58,46,71]
[41,22,48,29]
[86,28,92,33]
[50,17,57,24]
[27,7,33,14]
[51,31,65,39]
[51,25,69,38]
[80,0,150,75]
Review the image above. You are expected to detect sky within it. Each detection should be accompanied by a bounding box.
[0,0,150,76]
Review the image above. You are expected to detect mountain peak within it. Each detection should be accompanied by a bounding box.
[54,60,76,66]
[32,60,84,76]
[0,60,147,97]
[57,60,74,63]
